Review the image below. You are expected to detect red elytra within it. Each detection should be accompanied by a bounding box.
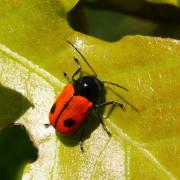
[49,83,93,135]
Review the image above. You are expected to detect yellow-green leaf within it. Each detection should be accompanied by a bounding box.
[0,0,179,179]
[147,0,180,7]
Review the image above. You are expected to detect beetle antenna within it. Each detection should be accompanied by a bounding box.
[67,40,97,77]
[102,81,128,91]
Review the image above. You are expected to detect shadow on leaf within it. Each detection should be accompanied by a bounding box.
[0,125,38,180]
[0,84,33,128]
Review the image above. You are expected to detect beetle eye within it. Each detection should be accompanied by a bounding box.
[64,119,75,127]
[50,103,56,114]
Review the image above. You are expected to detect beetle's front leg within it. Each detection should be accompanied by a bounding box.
[72,57,81,81]
[63,72,71,82]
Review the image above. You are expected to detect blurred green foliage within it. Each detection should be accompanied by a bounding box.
[68,0,180,41]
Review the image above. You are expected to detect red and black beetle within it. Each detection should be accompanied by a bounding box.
[48,41,128,151]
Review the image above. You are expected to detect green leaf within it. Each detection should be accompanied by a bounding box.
[147,0,180,7]
[0,35,179,179]
[0,0,179,179]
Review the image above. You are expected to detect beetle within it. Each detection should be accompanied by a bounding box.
[48,40,128,151]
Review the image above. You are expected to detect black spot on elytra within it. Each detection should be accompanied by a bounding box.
[50,103,56,114]
[64,119,75,127]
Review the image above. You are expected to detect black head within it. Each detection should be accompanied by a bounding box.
[73,76,105,104]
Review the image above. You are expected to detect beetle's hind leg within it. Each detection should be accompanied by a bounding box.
[72,57,81,81]
[79,125,86,152]
[79,138,84,152]
[94,109,111,137]
[95,100,125,110]
[94,100,126,136]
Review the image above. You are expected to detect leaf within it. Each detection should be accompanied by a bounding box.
[0,35,180,179]
[0,0,180,180]
[147,0,180,7]
[0,44,63,179]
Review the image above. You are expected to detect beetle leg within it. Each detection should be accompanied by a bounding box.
[79,139,84,152]
[94,109,111,136]
[44,123,50,128]
[72,57,81,81]
[63,72,71,82]
[79,129,85,152]
[95,100,125,110]
[79,120,89,152]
